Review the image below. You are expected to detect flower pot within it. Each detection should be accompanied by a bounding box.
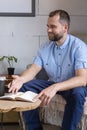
[7,68,15,75]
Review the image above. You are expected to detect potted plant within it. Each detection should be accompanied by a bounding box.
[0,55,18,75]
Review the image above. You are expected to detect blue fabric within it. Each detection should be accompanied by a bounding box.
[59,87,87,130]
[33,34,87,82]
[20,80,87,130]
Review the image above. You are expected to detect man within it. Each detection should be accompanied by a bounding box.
[8,10,87,130]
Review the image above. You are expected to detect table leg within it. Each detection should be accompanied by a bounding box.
[18,112,26,130]
[0,113,3,130]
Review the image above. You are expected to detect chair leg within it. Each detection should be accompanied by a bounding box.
[18,112,27,130]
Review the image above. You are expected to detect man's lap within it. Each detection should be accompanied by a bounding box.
[19,79,54,93]
[19,79,87,101]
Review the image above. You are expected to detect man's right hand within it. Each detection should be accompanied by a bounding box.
[8,75,24,93]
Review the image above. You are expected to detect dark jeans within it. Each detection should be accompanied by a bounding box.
[19,79,87,130]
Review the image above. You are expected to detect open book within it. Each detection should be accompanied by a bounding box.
[0,91,38,102]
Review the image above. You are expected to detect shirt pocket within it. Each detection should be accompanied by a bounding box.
[62,63,75,80]
[43,60,57,78]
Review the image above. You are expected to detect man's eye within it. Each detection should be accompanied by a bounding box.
[51,26,56,29]
[47,24,56,29]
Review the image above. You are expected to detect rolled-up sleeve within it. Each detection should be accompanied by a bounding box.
[75,45,87,69]
[33,53,43,67]
[75,61,87,69]
[33,44,44,67]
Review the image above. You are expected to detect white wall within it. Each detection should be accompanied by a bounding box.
[0,0,87,74]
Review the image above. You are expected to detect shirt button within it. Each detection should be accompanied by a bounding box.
[68,64,71,66]
[59,53,61,55]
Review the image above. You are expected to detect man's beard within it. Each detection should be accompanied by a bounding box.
[48,33,63,41]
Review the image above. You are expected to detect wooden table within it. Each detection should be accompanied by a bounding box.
[0,99,41,130]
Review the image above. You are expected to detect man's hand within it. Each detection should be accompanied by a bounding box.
[35,84,57,106]
[8,75,24,93]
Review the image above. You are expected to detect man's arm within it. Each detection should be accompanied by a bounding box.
[8,64,42,93]
[36,68,87,105]
[20,64,42,83]
[54,68,87,91]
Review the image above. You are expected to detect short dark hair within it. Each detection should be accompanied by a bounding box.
[49,10,70,29]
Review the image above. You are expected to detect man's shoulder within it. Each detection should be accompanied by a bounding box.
[69,34,80,41]
[69,34,87,47]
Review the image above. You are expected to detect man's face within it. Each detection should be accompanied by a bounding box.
[47,15,67,41]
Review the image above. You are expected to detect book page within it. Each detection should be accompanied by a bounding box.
[15,91,38,102]
[0,92,23,100]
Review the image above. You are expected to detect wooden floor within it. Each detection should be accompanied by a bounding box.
[0,124,60,130]
[1,123,81,130]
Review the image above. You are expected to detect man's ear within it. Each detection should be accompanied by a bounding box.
[64,24,68,32]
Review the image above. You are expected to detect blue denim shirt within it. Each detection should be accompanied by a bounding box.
[33,34,87,82]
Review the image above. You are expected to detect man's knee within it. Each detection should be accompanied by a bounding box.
[72,87,87,98]
[70,92,86,107]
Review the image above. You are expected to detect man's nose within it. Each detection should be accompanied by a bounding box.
[47,27,52,32]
